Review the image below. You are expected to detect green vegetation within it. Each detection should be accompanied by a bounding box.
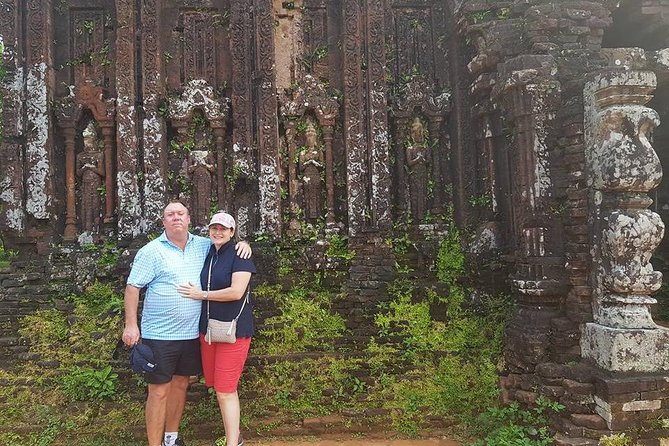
[370,210,510,436]
[0,239,17,268]
[2,282,144,445]
[3,211,516,444]
[252,283,348,355]
[471,397,564,446]
[598,433,642,446]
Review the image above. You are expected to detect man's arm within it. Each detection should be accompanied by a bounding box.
[121,284,141,347]
[235,241,252,259]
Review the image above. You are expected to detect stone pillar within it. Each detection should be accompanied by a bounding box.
[322,124,336,227]
[100,125,115,224]
[427,115,445,217]
[284,119,300,234]
[213,125,227,210]
[494,55,564,371]
[141,0,167,230]
[342,0,391,235]
[62,127,77,241]
[115,0,141,239]
[25,0,54,220]
[394,117,410,214]
[0,1,27,235]
[583,70,669,372]
[254,0,282,236]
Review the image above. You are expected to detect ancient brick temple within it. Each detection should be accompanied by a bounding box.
[2,0,669,443]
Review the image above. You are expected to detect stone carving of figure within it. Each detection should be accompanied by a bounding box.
[76,121,105,233]
[406,116,430,220]
[188,149,215,227]
[299,121,324,220]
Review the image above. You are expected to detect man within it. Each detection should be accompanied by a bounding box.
[122,201,251,446]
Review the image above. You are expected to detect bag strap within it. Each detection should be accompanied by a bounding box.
[205,255,249,322]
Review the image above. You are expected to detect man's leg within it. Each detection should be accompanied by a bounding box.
[146,382,171,446]
[165,375,190,433]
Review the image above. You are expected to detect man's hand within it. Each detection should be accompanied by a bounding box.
[235,241,252,259]
[122,324,140,347]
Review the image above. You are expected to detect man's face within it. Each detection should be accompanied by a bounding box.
[162,202,190,235]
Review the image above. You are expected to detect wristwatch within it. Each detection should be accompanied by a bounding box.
[202,291,208,300]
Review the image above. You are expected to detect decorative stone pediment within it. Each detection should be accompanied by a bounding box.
[393,76,450,118]
[168,79,229,125]
[55,80,116,127]
[280,75,339,125]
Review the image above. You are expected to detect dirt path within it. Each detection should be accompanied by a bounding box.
[196,438,462,446]
[249,441,461,446]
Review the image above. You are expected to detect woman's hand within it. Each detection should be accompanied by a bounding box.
[176,282,205,300]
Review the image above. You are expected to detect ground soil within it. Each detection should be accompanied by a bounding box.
[193,435,462,446]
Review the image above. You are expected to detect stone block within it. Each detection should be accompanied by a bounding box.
[570,413,607,430]
[563,379,595,395]
[536,362,566,378]
[515,389,538,404]
[595,376,658,396]
[554,433,598,446]
[540,384,565,398]
[622,399,661,411]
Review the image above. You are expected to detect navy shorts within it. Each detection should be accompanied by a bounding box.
[141,338,202,384]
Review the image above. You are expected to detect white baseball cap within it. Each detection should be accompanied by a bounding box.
[208,212,235,229]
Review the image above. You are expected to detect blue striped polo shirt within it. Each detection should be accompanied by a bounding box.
[127,231,211,340]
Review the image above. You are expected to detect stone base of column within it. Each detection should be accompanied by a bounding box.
[582,323,669,372]
[593,373,669,437]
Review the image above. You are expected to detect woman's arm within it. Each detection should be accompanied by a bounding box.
[177,271,252,302]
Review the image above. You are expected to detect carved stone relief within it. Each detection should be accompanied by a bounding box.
[55,81,116,241]
[167,79,229,228]
[392,76,450,221]
[77,122,105,235]
[280,74,340,233]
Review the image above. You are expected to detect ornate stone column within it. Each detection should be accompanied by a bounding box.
[284,118,300,234]
[493,55,564,371]
[62,127,78,241]
[583,70,669,372]
[100,125,115,224]
[321,124,336,227]
[427,115,445,217]
[394,117,410,214]
[213,126,227,209]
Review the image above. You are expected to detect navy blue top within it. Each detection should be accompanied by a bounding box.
[198,241,257,337]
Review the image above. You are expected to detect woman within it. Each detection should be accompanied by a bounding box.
[177,211,255,446]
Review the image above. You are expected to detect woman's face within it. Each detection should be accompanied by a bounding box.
[208,223,234,248]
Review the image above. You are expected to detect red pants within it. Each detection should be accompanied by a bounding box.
[199,334,251,393]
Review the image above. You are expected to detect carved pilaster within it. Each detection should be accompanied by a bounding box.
[322,125,336,227]
[255,0,281,236]
[141,0,166,230]
[583,70,669,372]
[494,55,564,371]
[62,127,77,240]
[366,0,391,231]
[342,0,391,234]
[25,0,53,220]
[115,0,141,239]
[0,0,26,234]
[284,119,300,234]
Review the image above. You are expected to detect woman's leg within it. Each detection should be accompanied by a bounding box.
[216,391,241,445]
[212,338,251,445]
